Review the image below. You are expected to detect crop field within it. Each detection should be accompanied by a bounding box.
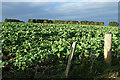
[1,22,120,78]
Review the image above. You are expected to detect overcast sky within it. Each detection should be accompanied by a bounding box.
[1,0,120,26]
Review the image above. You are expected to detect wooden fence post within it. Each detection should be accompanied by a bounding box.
[104,34,112,65]
[65,42,76,78]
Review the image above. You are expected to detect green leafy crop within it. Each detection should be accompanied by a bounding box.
[1,22,119,70]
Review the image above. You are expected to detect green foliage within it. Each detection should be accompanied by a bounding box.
[2,22,119,71]
[100,22,104,26]
[80,21,104,26]
[4,18,24,22]
[28,19,53,23]
[34,20,79,24]
[68,21,79,24]
[53,20,65,24]
[109,21,119,26]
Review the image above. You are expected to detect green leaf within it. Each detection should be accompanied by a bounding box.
[52,45,58,53]
[95,53,100,57]
[57,53,60,58]
[22,62,26,65]
[59,47,64,51]
[22,67,25,70]
[67,49,70,55]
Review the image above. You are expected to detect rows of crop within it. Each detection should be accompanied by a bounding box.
[1,22,120,70]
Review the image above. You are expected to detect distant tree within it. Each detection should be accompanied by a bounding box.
[5,18,23,22]
[109,22,119,26]
[95,21,98,25]
[67,21,71,24]
[76,22,79,24]
[100,22,104,26]
[64,21,67,24]
[48,20,53,23]
[4,18,8,22]
[44,20,48,23]
[87,22,89,25]
[90,21,94,25]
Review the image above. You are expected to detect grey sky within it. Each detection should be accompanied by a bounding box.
[2,2,118,26]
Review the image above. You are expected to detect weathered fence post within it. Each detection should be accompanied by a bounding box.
[65,42,76,78]
[104,34,112,65]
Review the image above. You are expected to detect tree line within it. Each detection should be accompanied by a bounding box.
[4,18,119,26]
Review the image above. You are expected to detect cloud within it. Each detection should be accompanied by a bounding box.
[49,2,118,20]
[0,2,2,22]
[2,0,120,2]
[2,2,59,21]
[2,2,118,25]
